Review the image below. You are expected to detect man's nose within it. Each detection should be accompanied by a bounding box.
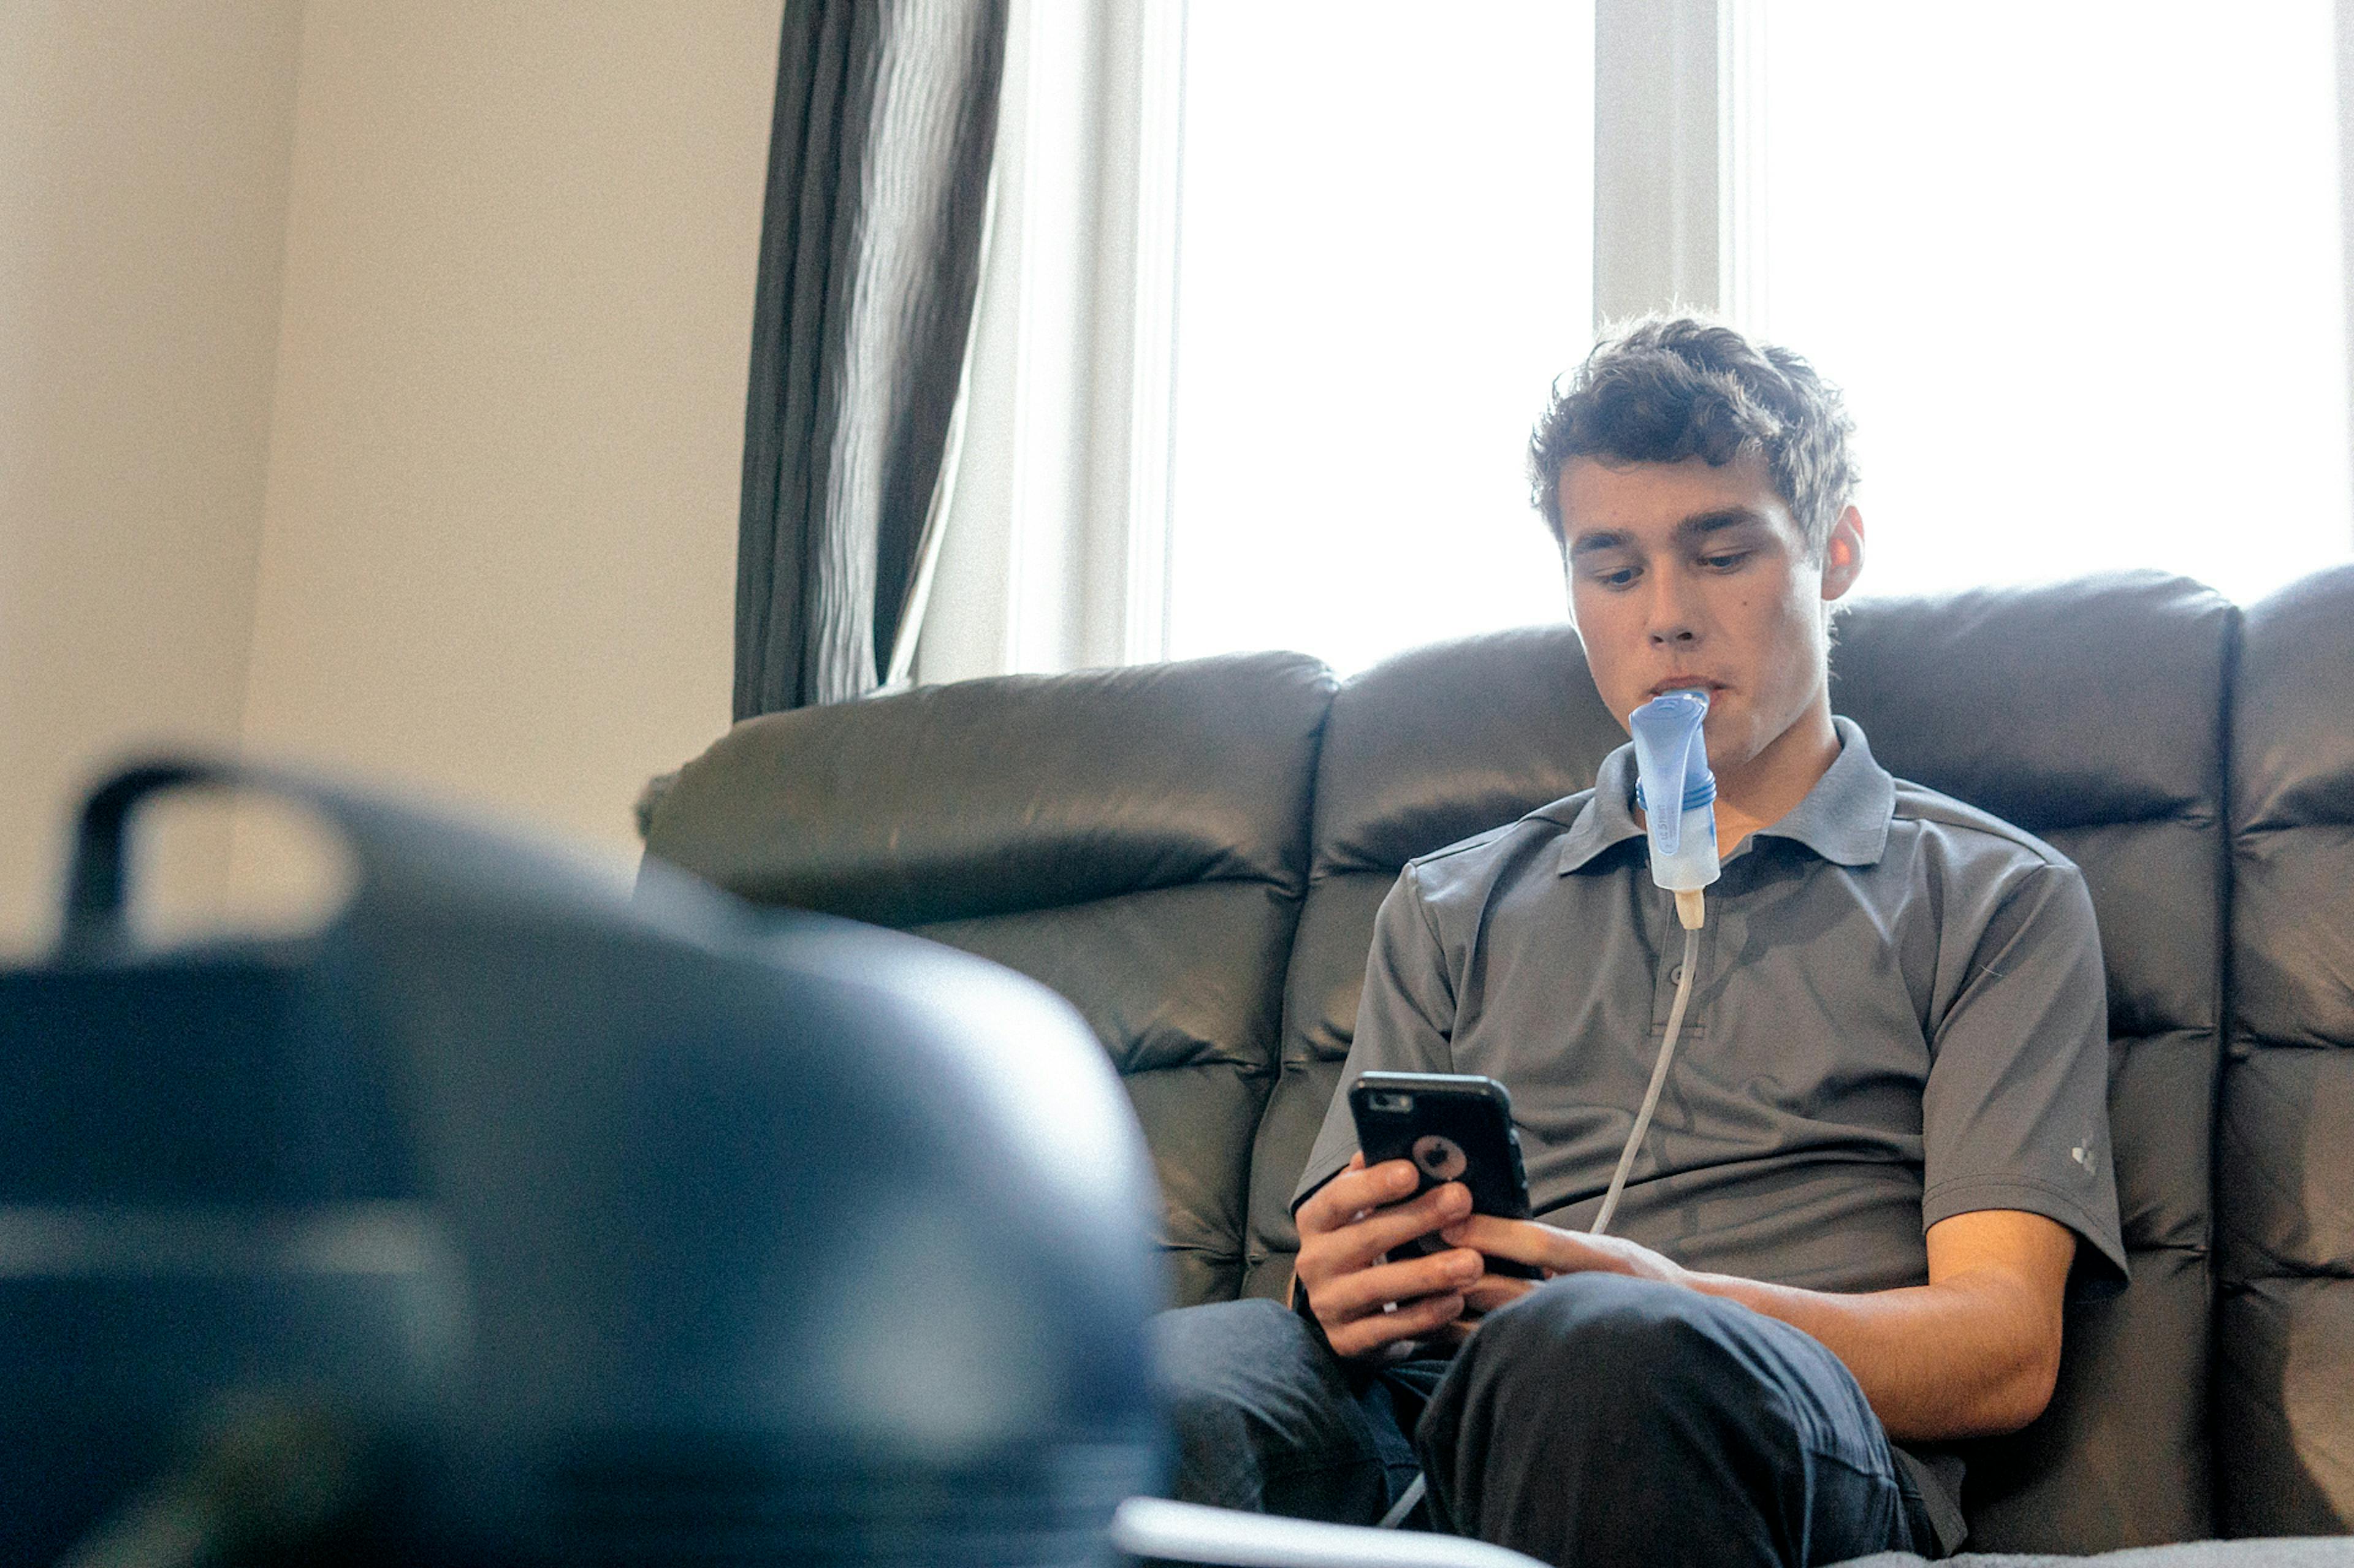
[1645,571,1703,647]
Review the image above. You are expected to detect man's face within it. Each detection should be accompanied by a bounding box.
[1559,452,1861,786]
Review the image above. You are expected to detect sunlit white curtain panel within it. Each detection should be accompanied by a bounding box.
[1164,2,1596,677]
[1753,2,2351,604]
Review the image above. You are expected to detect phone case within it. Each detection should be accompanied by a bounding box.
[1347,1071,1539,1279]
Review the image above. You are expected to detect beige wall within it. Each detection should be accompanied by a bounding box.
[239,0,778,882]
[0,0,778,950]
[0,1,306,953]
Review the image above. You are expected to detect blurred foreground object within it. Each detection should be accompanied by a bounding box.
[1,759,1162,1564]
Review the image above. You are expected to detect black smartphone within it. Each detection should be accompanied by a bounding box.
[1347,1071,1541,1281]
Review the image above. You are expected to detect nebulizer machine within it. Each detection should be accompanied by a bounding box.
[1591,687,1720,1236]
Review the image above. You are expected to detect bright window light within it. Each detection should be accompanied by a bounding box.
[1755,1,2352,604]
[1164,2,1596,677]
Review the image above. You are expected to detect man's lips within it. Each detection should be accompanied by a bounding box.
[1647,677,1723,698]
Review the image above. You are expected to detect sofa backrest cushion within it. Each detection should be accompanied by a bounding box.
[642,652,1336,1307]
[1830,573,2233,1553]
[2217,563,2354,1537]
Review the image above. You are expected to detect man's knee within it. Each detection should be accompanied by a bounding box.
[1149,1296,1399,1520]
[1151,1297,1321,1436]
[1457,1271,1785,1416]
[1422,1275,1910,1565]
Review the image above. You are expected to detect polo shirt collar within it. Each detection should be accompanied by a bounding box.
[1554,715,1894,875]
[1550,746,1647,875]
[1755,718,1894,866]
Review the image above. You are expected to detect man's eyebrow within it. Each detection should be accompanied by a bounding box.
[1567,508,1771,557]
[1675,507,1772,541]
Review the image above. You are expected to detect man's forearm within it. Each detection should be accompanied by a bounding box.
[1681,1267,2060,1442]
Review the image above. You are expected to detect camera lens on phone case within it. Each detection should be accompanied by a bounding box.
[1412,1135,1467,1181]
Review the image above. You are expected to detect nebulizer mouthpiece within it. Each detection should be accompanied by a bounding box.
[1629,689,1720,932]
[1590,690,1721,1239]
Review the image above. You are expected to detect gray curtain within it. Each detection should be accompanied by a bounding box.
[736,0,1008,717]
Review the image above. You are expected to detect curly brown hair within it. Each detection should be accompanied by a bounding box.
[1529,316,1859,561]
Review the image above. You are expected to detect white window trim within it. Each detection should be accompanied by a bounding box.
[912,0,1185,686]
[1120,0,1186,666]
[1592,0,1768,331]
[2340,0,2354,519]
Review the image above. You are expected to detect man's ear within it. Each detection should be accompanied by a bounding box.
[1819,506,1865,603]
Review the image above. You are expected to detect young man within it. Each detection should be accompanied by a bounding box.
[1154,318,2125,1566]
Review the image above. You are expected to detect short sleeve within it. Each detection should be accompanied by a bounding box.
[1920,862,2130,1295]
[1289,864,1458,1212]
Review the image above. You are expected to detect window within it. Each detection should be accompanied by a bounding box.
[1753,2,2350,603]
[1162,3,1596,676]
[922,3,2354,691]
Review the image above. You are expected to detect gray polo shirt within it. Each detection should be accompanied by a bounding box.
[1294,718,2127,1551]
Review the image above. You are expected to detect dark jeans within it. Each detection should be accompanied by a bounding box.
[1152,1274,1937,1568]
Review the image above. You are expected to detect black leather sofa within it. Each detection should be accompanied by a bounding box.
[641,568,2354,1561]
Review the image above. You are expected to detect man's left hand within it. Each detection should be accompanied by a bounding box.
[1438,1214,1693,1327]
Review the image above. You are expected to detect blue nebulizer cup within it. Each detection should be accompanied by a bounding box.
[1629,689,1720,930]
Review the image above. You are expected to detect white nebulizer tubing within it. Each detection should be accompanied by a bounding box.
[1590,893,1703,1238]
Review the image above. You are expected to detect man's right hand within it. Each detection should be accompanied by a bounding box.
[1292,1152,1487,1359]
